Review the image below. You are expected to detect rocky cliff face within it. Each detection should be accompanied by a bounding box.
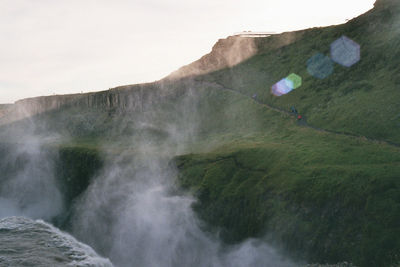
[0,0,385,125]
[166,30,306,80]
[0,81,187,125]
[0,23,307,125]
[167,36,258,79]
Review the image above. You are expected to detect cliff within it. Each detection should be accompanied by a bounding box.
[166,30,310,80]
[0,81,187,125]
[167,36,258,79]
[0,0,393,125]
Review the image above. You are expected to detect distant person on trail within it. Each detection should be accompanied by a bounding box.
[297,114,302,120]
[290,106,298,114]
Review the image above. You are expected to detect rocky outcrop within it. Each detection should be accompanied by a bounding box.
[166,30,309,81]
[167,36,258,79]
[0,81,188,125]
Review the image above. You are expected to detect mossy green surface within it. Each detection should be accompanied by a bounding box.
[56,145,104,207]
[174,131,400,266]
[199,3,400,145]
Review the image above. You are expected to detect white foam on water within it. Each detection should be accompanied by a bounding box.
[0,216,114,267]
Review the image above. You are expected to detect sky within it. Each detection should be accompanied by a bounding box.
[0,0,375,103]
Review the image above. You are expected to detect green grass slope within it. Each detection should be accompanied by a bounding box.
[167,1,400,265]
[190,0,400,145]
[175,127,400,266]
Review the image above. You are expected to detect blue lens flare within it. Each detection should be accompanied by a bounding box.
[330,35,360,67]
[307,53,334,79]
[272,36,358,96]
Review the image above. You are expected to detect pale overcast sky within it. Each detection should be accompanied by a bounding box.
[0,0,375,103]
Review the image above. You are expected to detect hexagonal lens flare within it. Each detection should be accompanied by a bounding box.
[285,73,302,89]
[307,53,334,79]
[330,35,360,67]
[271,78,293,96]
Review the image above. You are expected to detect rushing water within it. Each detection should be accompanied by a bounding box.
[0,216,112,266]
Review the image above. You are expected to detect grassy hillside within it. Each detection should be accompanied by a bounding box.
[189,0,400,145]
[168,1,400,265]
[175,126,400,266]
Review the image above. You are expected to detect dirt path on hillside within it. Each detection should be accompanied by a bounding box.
[198,80,400,148]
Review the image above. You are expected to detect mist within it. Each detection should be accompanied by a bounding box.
[67,81,296,267]
[0,103,64,221]
[71,151,295,267]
